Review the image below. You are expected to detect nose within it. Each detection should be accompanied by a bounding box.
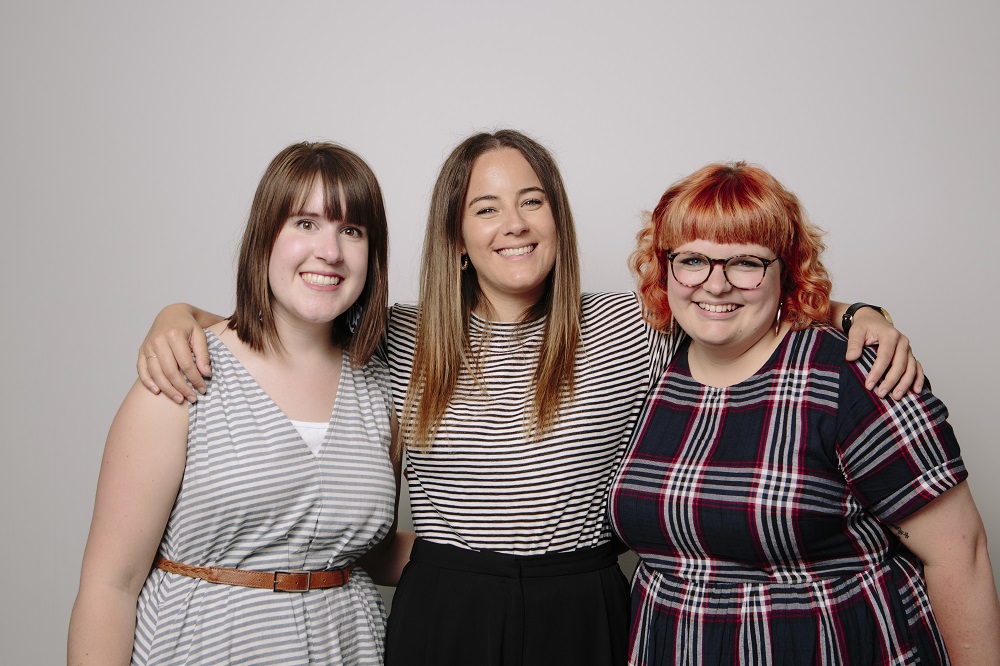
[316,228,344,263]
[701,261,731,293]
[501,206,529,235]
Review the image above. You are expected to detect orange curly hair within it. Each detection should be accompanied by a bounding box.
[632,161,832,332]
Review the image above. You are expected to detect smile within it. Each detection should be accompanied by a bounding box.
[301,273,342,286]
[697,303,739,313]
[496,244,536,257]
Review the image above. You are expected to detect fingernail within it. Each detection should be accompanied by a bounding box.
[173,395,184,405]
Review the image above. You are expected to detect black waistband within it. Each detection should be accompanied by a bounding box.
[408,538,619,579]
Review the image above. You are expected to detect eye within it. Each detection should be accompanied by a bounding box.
[676,253,707,268]
[520,198,544,209]
[341,225,365,238]
[475,206,499,215]
[295,219,317,231]
[728,256,766,271]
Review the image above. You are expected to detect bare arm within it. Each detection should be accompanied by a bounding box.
[68,381,189,665]
[137,304,222,404]
[895,482,1000,665]
[830,300,924,399]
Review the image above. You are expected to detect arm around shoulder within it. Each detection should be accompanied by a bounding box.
[138,303,223,404]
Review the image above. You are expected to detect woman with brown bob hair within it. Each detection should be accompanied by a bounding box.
[70,142,401,665]
[611,161,1000,665]
[133,134,919,666]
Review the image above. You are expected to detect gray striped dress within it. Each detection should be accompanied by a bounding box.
[132,331,396,665]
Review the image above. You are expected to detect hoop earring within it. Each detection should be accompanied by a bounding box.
[461,254,470,271]
[774,301,783,336]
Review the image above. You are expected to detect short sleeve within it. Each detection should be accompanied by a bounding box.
[836,346,967,525]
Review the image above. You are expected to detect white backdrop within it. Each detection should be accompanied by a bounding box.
[2,1,998,662]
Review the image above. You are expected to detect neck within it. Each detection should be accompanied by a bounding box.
[474,293,541,323]
[270,315,338,359]
[687,322,791,388]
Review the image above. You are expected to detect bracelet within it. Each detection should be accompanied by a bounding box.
[842,302,893,336]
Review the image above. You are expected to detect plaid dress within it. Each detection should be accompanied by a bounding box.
[609,325,966,665]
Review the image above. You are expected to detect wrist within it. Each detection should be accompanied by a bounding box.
[842,302,893,336]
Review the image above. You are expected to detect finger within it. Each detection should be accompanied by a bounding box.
[144,351,188,404]
[167,333,206,396]
[137,347,160,395]
[874,334,911,399]
[913,359,925,394]
[192,331,212,383]
[150,336,197,403]
[844,334,864,362]
[890,351,918,401]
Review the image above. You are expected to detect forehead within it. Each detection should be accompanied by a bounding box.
[466,148,542,199]
[672,239,775,257]
[289,174,346,219]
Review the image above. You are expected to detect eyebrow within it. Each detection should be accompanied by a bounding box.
[466,186,546,209]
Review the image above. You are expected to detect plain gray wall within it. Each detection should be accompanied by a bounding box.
[2,1,997,662]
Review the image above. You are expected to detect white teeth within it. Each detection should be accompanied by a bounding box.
[497,245,536,257]
[302,273,342,286]
[698,303,738,313]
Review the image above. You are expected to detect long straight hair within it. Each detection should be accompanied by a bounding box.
[401,130,581,451]
[229,141,389,364]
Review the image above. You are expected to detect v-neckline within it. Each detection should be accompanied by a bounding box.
[206,329,345,457]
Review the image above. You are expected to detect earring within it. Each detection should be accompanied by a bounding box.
[461,254,470,271]
[346,302,363,334]
[668,314,675,336]
[774,301,783,336]
[258,309,263,324]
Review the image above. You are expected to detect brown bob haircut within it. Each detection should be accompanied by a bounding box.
[228,141,389,365]
[402,129,582,450]
[632,161,832,332]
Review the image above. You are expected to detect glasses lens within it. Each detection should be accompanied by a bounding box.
[724,255,767,289]
[670,252,711,286]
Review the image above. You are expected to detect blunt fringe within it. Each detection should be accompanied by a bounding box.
[228,141,389,365]
[632,161,832,332]
[401,129,582,452]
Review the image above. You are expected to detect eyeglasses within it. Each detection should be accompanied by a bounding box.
[664,251,780,290]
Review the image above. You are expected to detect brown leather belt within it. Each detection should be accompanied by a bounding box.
[155,556,352,592]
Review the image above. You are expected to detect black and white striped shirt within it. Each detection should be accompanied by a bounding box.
[386,292,676,555]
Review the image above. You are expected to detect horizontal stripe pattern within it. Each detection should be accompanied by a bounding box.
[132,331,396,665]
[387,292,677,555]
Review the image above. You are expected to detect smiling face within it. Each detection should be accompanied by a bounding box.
[667,239,783,359]
[267,178,368,333]
[460,148,558,320]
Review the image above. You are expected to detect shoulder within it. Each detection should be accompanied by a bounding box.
[580,291,644,326]
[388,303,419,337]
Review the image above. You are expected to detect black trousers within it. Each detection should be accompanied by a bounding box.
[384,538,629,666]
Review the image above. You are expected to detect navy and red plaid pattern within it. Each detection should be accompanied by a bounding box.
[610,326,965,665]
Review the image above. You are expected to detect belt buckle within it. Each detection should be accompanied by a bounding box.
[273,570,310,593]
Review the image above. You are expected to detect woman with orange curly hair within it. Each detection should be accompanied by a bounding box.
[610,161,1000,665]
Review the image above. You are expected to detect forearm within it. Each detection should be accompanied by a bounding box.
[924,543,1000,663]
[67,585,138,665]
[356,529,415,586]
[181,303,224,329]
